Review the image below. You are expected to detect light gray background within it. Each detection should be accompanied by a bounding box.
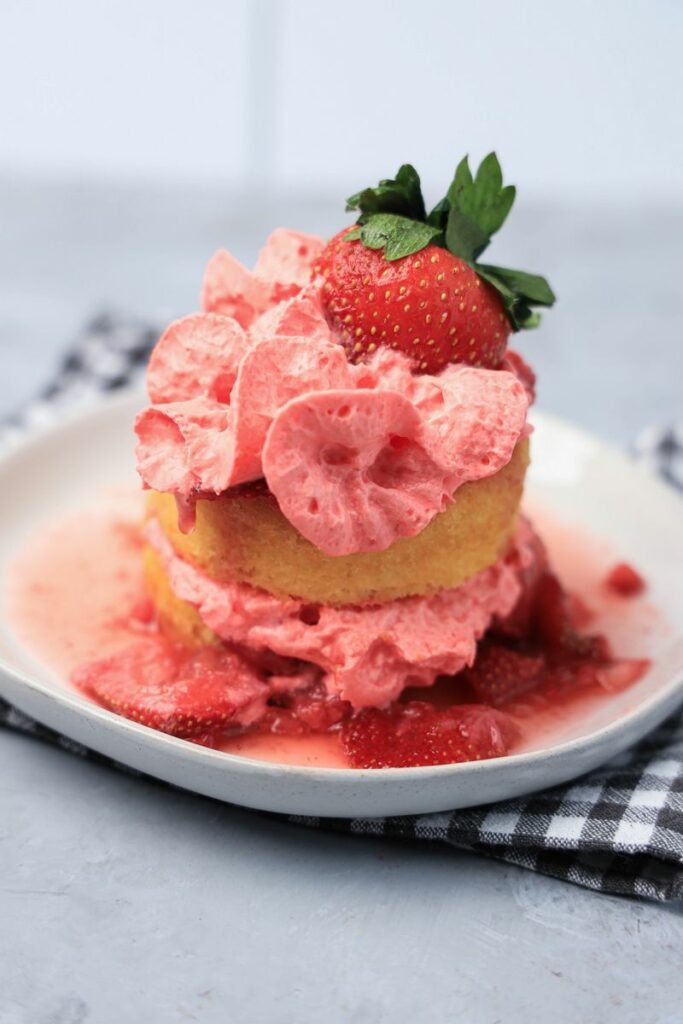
[1,2,683,1021]
[1,0,682,201]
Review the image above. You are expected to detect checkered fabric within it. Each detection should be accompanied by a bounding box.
[1,314,682,902]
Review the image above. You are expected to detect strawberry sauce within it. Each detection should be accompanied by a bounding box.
[6,494,659,769]
[7,493,148,676]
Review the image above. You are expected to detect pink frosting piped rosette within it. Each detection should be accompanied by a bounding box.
[135,229,532,557]
[262,388,452,556]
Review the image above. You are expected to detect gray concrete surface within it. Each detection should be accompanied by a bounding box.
[1,175,682,1023]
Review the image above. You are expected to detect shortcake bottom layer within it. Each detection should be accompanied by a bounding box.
[144,516,539,708]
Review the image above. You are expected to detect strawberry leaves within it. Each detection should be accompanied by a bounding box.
[346,163,427,223]
[442,154,555,328]
[444,209,490,263]
[477,265,556,306]
[345,214,441,261]
[344,165,438,259]
[445,153,516,259]
[341,152,556,331]
[476,264,556,330]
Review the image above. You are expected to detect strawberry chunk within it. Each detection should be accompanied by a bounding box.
[604,562,646,598]
[462,642,546,706]
[74,638,268,739]
[341,701,516,769]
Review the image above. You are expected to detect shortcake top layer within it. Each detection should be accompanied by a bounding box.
[135,230,531,557]
[146,440,528,605]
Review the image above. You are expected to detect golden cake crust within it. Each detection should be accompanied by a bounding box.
[146,439,529,606]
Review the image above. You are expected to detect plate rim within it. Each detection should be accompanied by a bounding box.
[1,388,682,786]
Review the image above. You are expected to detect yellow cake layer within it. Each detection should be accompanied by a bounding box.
[147,439,529,605]
[144,545,217,647]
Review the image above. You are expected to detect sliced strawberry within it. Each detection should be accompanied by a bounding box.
[462,642,545,706]
[604,562,646,598]
[74,638,268,739]
[341,701,516,769]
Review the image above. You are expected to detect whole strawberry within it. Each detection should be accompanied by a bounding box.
[314,157,555,374]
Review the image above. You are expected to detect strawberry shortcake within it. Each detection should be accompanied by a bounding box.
[74,155,649,767]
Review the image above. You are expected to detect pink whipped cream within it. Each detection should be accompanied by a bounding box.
[135,229,531,556]
[146,517,538,708]
[200,228,325,328]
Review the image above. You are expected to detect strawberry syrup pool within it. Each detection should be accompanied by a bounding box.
[5,490,663,769]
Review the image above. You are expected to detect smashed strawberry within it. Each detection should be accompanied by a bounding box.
[566,592,595,630]
[462,642,545,706]
[341,702,516,769]
[542,655,650,695]
[604,562,646,598]
[518,570,622,697]
[483,562,649,709]
[74,638,267,739]
[262,681,350,736]
[531,571,609,661]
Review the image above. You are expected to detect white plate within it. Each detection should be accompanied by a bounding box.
[0,392,682,817]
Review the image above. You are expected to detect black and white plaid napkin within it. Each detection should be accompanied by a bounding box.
[2,315,682,902]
